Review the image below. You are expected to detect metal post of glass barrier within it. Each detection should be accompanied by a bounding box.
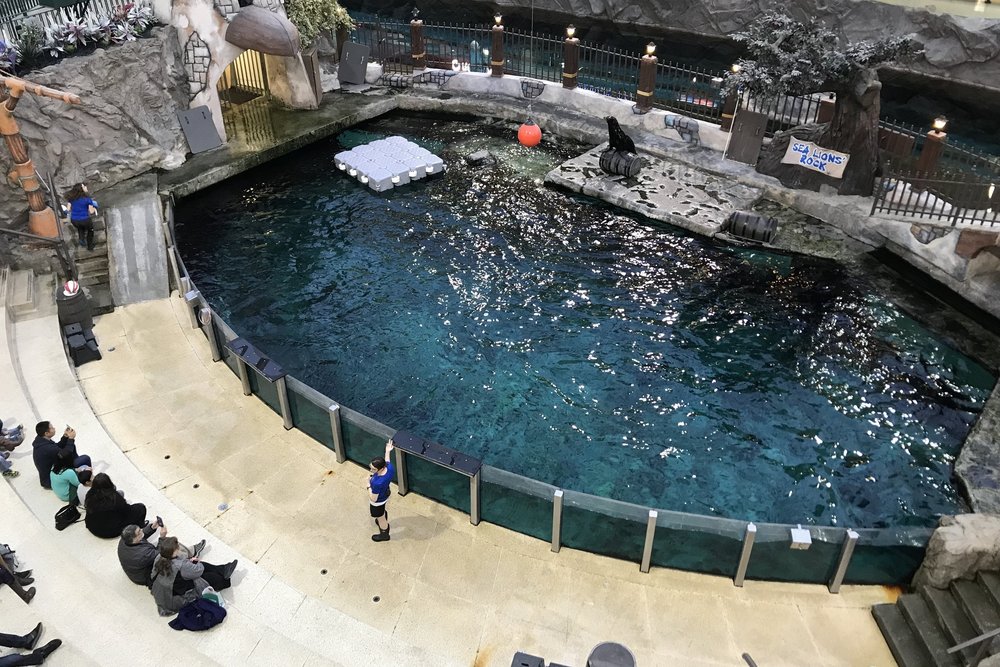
[328,403,346,463]
[166,245,183,297]
[198,308,222,362]
[828,529,859,594]
[640,510,657,573]
[551,489,564,553]
[734,522,757,587]
[235,357,252,395]
[182,289,200,329]
[275,376,293,430]
[394,447,408,495]
[470,470,481,526]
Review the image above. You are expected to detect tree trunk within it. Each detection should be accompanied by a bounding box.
[755,68,882,196]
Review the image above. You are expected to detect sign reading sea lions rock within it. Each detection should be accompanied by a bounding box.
[780,140,850,179]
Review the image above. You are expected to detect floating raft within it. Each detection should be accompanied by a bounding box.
[334,136,446,192]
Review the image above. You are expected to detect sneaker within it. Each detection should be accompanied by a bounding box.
[192,539,206,557]
[2,469,19,478]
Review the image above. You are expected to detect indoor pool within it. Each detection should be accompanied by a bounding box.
[176,112,995,528]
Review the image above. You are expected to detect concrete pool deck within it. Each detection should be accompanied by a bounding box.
[3,295,899,666]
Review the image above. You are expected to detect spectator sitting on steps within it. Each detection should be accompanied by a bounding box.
[0,623,62,666]
[0,419,24,452]
[84,473,147,539]
[31,422,91,490]
[150,537,237,617]
[49,449,91,506]
[118,521,206,587]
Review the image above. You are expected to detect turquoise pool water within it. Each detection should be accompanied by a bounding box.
[176,113,995,528]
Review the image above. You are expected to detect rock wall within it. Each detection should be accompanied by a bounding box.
[0,27,189,225]
[483,0,1000,99]
[913,513,1000,588]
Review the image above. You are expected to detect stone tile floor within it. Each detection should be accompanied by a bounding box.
[69,296,898,666]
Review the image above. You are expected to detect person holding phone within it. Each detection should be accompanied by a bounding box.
[31,421,91,490]
[366,439,395,542]
[117,517,206,587]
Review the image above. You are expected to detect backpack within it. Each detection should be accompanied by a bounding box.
[55,504,81,530]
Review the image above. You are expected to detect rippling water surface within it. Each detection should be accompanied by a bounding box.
[176,113,995,527]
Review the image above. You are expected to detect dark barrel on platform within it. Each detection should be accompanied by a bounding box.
[599,149,643,178]
[724,211,778,244]
[56,287,94,330]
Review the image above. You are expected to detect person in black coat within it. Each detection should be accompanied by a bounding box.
[83,473,147,539]
[31,422,91,490]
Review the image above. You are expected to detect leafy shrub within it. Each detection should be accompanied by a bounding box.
[285,0,354,48]
[15,20,46,69]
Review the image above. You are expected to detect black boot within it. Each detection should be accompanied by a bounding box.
[371,525,390,542]
[33,639,62,661]
[17,573,34,585]
[14,582,36,603]
[15,570,32,578]
[21,622,42,650]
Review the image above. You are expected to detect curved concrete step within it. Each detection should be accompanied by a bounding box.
[4,306,453,667]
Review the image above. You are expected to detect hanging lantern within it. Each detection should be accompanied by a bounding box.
[518,120,542,147]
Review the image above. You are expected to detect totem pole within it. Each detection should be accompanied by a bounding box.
[0,76,81,237]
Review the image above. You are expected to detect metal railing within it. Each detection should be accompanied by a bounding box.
[1,0,124,44]
[948,627,1000,666]
[871,167,999,227]
[163,191,936,588]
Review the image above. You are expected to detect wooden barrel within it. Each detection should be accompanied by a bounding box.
[724,211,778,243]
[599,149,643,178]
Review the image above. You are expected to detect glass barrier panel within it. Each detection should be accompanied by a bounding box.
[285,384,335,450]
[247,371,281,415]
[560,491,647,563]
[651,512,746,577]
[743,524,843,584]
[218,340,240,376]
[481,467,554,542]
[405,454,470,513]
[339,409,393,465]
[844,527,932,586]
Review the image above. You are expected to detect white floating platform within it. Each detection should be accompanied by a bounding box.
[334,136,447,192]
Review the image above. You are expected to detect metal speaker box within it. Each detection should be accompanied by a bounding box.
[338,42,370,85]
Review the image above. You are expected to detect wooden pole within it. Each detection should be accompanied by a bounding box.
[410,18,425,70]
[491,24,504,77]
[0,76,81,238]
[563,37,579,89]
[635,53,656,113]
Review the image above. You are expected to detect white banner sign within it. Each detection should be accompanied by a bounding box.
[780,140,850,179]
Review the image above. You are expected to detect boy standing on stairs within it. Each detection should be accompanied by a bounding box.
[64,183,99,252]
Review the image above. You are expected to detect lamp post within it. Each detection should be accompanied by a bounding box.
[410,8,425,70]
[915,115,948,175]
[491,12,504,77]
[563,24,579,89]
[720,63,740,132]
[635,42,656,114]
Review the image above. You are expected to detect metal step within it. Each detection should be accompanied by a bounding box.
[899,594,963,667]
[923,585,980,658]
[873,604,935,667]
[978,572,1000,612]
[952,579,1000,637]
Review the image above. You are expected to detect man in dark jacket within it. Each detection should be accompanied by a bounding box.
[117,522,206,587]
[31,421,91,489]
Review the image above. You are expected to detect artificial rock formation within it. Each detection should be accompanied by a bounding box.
[0,27,189,226]
[913,513,1000,589]
[481,0,1000,99]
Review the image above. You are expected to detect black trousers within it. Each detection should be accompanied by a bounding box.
[71,217,94,250]
[0,631,42,667]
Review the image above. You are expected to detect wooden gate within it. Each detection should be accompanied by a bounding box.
[725,110,768,166]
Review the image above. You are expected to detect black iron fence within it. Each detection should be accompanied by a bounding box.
[871,167,999,227]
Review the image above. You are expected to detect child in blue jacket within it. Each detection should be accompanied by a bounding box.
[65,183,99,251]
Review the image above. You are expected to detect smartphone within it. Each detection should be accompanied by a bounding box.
[156,516,163,527]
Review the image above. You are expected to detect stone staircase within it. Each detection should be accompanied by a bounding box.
[5,266,57,321]
[62,215,113,314]
[873,572,1000,666]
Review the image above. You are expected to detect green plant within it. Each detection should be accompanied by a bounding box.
[285,0,354,48]
[14,20,46,69]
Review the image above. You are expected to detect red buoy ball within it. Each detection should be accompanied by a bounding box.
[518,120,542,147]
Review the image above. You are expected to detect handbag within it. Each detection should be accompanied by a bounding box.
[55,504,82,530]
[0,543,18,569]
[201,586,225,608]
